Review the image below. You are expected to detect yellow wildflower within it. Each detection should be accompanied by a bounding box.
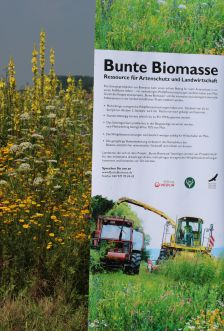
[22,224,30,229]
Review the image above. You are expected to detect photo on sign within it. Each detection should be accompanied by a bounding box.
[96,0,224,55]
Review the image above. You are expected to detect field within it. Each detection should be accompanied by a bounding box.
[0,32,92,330]
[89,255,224,331]
[96,0,224,55]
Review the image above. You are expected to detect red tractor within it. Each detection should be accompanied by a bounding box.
[92,216,144,274]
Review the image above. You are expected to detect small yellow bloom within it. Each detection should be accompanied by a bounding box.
[22,224,30,229]
[46,241,53,250]
[49,232,55,237]
[0,81,5,88]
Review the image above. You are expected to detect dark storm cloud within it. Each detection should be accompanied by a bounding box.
[0,0,96,86]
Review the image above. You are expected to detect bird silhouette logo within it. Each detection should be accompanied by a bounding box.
[208,174,218,182]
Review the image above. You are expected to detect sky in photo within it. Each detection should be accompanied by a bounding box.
[0,0,95,87]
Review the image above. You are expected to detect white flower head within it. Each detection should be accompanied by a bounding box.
[33,176,44,186]
[178,4,186,9]
[50,128,57,132]
[34,160,44,164]
[10,144,19,153]
[31,133,44,140]
[18,163,31,172]
[0,180,9,186]
[53,185,62,189]
[19,142,33,151]
[47,113,56,119]
[157,0,166,4]
[20,112,30,120]
[46,105,56,111]
[47,160,58,164]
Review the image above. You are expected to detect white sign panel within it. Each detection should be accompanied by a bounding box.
[92,49,224,251]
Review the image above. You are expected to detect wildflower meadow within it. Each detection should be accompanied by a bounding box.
[96,0,224,55]
[89,256,224,331]
[0,31,92,330]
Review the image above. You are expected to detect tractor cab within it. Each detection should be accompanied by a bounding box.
[93,216,133,255]
[175,217,203,247]
[92,216,144,273]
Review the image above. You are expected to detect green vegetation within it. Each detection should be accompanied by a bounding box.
[107,202,143,230]
[96,0,224,55]
[91,195,115,221]
[58,75,93,92]
[89,256,224,330]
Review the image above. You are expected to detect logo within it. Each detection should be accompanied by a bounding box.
[154,180,175,188]
[208,173,218,189]
[184,177,195,189]
[208,173,218,182]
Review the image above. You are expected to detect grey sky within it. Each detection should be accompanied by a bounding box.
[0,0,96,87]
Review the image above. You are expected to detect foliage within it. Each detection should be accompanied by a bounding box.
[91,195,114,221]
[96,0,224,55]
[90,242,115,274]
[107,202,143,230]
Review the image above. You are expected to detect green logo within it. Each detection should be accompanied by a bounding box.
[185,177,195,189]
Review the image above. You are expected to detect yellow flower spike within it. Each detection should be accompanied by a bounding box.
[39,31,46,70]
[8,57,16,91]
[39,30,46,96]
[50,48,55,66]
[31,43,38,77]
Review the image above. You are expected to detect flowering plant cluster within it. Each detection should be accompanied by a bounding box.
[0,32,92,295]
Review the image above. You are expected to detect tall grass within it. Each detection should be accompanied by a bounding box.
[89,257,224,330]
[160,254,216,284]
[0,295,88,331]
